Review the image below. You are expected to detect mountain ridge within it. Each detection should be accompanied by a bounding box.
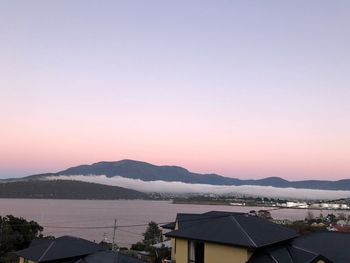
[23,159,350,191]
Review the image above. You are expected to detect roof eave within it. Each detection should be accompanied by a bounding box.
[164,234,257,249]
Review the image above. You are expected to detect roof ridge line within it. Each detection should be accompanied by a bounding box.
[287,245,321,263]
[230,216,257,247]
[285,246,295,263]
[269,254,279,263]
[291,245,318,255]
[38,240,55,262]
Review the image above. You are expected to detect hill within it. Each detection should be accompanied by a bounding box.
[26,159,350,190]
[0,180,148,199]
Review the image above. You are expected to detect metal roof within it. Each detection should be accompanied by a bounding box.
[247,245,330,263]
[15,236,105,262]
[292,232,350,263]
[165,211,298,248]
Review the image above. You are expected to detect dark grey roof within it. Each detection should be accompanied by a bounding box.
[247,245,330,263]
[29,239,53,248]
[161,213,212,230]
[161,222,176,230]
[15,236,105,262]
[165,211,298,248]
[292,232,350,263]
[76,251,146,263]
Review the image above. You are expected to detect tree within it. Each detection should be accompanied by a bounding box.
[326,214,336,223]
[305,211,314,222]
[319,213,324,220]
[143,221,163,246]
[338,212,347,221]
[257,210,272,219]
[131,242,146,251]
[287,220,327,235]
[0,215,45,262]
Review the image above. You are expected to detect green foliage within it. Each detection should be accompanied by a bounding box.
[326,214,336,223]
[0,180,148,200]
[131,221,163,254]
[143,221,163,246]
[130,221,171,263]
[0,215,44,262]
[287,220,327,235]
[131,241,146,251]
[257,210,272,219]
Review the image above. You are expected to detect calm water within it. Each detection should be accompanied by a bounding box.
[0,199,347,247]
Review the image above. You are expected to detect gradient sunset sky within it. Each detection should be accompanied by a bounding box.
[1,1,349,180]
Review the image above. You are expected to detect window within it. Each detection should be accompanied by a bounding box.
[188,240,204,263]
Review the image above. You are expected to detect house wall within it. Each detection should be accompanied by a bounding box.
[19,257,37,263]
[171,238,250,263]
[171,238,188,263]
[171,238,175,260]
[204,243,250,263]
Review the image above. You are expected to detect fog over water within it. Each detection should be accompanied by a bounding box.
[47,175,350,200]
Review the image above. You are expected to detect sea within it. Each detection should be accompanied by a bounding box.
[0,199,347,247]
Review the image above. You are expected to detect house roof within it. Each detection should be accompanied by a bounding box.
[165,211,298,248]
[160,222,176,230]
[15,236,105,262]
[247,245,330,263]
[76,251,146,263]
[292,232,350,263]
[330,224,350,232]
[161,213,211,230]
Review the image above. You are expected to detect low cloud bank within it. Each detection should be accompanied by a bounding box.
[46,175,350,200]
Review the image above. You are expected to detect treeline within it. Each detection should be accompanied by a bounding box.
[0,180,148,200]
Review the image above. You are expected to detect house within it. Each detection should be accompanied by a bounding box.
[15,236,146,263]
[327,224,350,232]
[164,211,299,263]
[164,211,350,263]
[16,236,105,263]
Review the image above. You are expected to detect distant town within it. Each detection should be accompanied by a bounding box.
[171,194,350,210]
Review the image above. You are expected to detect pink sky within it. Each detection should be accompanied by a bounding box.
[0,1,349,180]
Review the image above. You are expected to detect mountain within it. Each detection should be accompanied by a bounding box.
[0,180,148,199]
[26,159,350,191]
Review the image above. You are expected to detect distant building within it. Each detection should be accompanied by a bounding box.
[327,224,350,232]
[309,203,349,210]
[280,201,308,208]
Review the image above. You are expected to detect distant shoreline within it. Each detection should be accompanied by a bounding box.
[172,200,350,211]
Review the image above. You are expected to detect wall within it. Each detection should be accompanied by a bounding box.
[171,239,250,263]
[205,243,250,263]
[19,257,37,263]
[171,238,188,263]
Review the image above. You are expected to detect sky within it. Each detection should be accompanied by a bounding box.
[0,1,349,180]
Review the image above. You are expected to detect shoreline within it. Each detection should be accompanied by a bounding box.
[172,200,350,211]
